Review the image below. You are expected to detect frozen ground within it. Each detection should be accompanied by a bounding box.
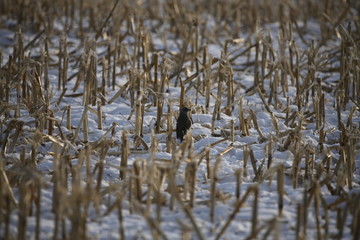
[1,3,360,240]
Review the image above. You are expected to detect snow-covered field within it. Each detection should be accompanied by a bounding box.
[1,1,360,239]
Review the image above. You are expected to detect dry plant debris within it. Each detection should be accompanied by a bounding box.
[0,0,360,239]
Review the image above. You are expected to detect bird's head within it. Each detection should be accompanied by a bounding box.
[180,107,191,113]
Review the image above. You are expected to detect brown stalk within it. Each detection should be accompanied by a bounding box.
[216,68,223,120]
[155,63,168,133]
[72,106,88,143]
[89,51,98,106]
[48,112,54,136]
[201,46,207,91]
[106,43,111,88]
[250,185,259,238]
[83,106,89,143]
[230,119,234,142]
[302,183,308,237]
[52,143,61,240]
[226,65,234,116]
[267,136,273,169]
[183,58,219,86]
[174,24,193,87]
[112,36,118,90]
[211,97,219,132]
[117,194,125,239]
[215,186,255,240]
[352,198,360,240]
[94,143,109,199]
[254,39,260,88]
[346,142,354,189]
[313,182,323,240]
[256,86,272,113]
[58,33,64,90]
[134,95,142,138]
[173,188,205,240]
[243,145,249,178]
[270,112,280,135]
[128,175,133,214]
[185,160,197,208]
[260,36,269,88]
[180,78,185,109]
[205,55,213,113]
[62,34,69,91]
[295,204,303,240]
[205,147,211,180]
[17,181,28,240]
[166,107,174,153]
[249,147,260,181]
[249,109,266,142]
[134,200,169,240]
[153,53,159,106]
[95,0,120,40]
[101,57,107,105]
[7,121,24,154]
[120,131,129,180]
[35,181,41,240]
[43,37,49,91]
[235,168,243,199]
[168,165,176,211]
[210,156,222,222]
[336,205,348,239]
[107,80,130,104]
[156,167,167,222]
[3,193,12,239]
[239,97,249,136]
[146,134,157,213]
[346,106,356,128]
[70,162,87,240]
[133,159,143,202]
[195,56,200,105]
[292,142,301,189]
[277,165,284,216]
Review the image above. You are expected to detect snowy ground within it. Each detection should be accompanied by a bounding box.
[1,2,360,240]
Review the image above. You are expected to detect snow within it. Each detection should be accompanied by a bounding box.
[1,3,359,240]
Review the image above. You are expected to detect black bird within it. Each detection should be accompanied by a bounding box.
[176,107,192,142]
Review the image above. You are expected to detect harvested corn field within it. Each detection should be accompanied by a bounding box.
[0,0,360,239]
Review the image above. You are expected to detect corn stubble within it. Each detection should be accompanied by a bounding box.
[0,0,359,239]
